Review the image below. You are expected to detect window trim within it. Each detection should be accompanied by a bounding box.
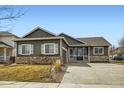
[93,47,104,55]
[20,44,32,55]
[44,43,56,55]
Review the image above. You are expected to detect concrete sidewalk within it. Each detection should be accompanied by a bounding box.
[0,81,60,88]
[0,81,124,88]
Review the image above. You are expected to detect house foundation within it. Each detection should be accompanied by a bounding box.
[15,56,61,64]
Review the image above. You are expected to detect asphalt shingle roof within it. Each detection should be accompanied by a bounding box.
[77,37,111,46]
[0,31,18,37]
[0,41,13,48]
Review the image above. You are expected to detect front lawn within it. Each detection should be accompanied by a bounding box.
[0,64,52,82]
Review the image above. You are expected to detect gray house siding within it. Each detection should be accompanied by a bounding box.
[17,39,60,57]
[90,46,109,56]
[62,39,68,49]
[90,46,109,62]
[24,28,55,38]
[61,39,68,63]
[15,39,61,64]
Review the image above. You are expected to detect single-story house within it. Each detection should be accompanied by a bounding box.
[14,27,111,64]
[0,31,19,63]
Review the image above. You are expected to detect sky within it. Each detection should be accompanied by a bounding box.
[1,5,124,47]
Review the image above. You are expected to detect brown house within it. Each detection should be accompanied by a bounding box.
[14,27,111,64]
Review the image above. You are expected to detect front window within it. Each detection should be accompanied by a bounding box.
[77,48,83,57]
[21,44,32,55]
[70,48,77,57]
[44,43,55,54]
[93,47,104,55]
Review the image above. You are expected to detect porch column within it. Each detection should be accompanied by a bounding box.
[4,48,7,61]
[60,39,62,58]
[88,47,90,62]
[83,47,84,61]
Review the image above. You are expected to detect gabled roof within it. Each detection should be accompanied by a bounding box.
[16,26,111,47]
[0,41,13,48]
[0,31,18,37]
[77,37,111,46]
[59,33,85,45]
[22,27,56,38]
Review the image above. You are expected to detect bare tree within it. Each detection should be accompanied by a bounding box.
[0,6,25,28]
[109,45,116,57]
[0,6,24,21]
[119,36,124,47]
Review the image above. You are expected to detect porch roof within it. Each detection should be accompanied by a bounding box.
[0,41,13,48]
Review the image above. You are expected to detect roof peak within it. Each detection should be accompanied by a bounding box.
[22,26,56,38]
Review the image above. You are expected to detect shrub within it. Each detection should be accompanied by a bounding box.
[53,59,62,72]
[50,59,63,82]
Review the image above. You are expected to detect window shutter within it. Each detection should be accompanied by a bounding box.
[41,44,44,54]
[55,43,58,54]
[18,45,22,54]
[30,44,34,54]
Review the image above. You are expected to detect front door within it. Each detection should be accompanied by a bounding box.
[77,48,83,60]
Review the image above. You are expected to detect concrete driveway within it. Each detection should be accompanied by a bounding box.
[61,63,124,86]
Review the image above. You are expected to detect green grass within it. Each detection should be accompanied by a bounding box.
[0,64,52,82]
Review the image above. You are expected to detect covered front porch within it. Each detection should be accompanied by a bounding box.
[68,47,90,62]
[0,42,13,63]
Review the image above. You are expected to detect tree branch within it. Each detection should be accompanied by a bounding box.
[0,6,25,21]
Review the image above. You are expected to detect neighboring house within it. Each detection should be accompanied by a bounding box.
[14,27,111,64]
[110,47,124,56]
[0,31,19,63]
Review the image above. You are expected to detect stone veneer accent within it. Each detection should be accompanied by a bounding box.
[15,56,60,64]
[90,56,109,62]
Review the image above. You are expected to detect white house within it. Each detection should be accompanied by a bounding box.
[0,31,19,63]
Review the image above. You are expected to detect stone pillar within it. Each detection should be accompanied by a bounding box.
[4,48,7,61]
